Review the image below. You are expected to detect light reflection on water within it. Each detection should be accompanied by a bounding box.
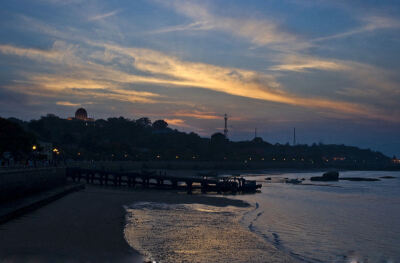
[237,171,400,263]
[124,202,295,263]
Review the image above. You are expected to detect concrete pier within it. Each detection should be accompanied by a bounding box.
[66,168,261,194]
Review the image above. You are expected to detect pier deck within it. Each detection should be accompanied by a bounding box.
[66,168,261,194]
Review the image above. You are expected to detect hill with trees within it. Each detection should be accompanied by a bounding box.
[1,114,396,169]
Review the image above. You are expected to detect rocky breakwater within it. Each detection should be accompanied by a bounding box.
[310,171,339,181]
[311,171,382,182]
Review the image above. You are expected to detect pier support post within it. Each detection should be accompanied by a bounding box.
[71,171,76,182]
[142,177,149,188]
[217,184,222,194]
[201,181,208,194]
[132,177,136,187]
[118,175,122,186]
[157,179,164,187]
[99,173,103,185]
[186,181,193,194]
[104,173,108,185]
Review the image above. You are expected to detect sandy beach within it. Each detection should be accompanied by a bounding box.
[0,186,264,262]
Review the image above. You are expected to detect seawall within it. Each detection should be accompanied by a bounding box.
[0,167,66,202]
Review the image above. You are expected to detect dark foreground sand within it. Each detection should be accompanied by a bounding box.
[0,186,251,263]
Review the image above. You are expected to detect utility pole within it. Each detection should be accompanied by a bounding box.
[224,114,228,139]
[254,128,257,139]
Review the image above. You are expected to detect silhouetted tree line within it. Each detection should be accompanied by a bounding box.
[0,117,36,160]
[1,115,394,168]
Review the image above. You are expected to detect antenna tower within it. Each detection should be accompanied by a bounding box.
[224,114,228,138]
[293,127,296,145]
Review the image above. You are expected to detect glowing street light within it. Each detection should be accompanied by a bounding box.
[32,145,37,151]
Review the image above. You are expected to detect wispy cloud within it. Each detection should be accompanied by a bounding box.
[164,118,188,127]
[24,75,162,104]
[150,21,213,34]
[269,54,399,90]
[312,15,400,42]
[56,101,81,107]
[269,53,400,112]
[0,44,65,61]
[172,110,220,120]
[88,9,121,21]
[155,1,400,52]
[0,42,162,105]
[39,0,83,5]
[269,55,348,72]
[154,1,303,49]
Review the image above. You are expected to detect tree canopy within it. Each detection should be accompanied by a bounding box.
[0,117,36,158]
[1,114,393,169]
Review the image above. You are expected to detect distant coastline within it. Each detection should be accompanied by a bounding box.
[68,160,400,173]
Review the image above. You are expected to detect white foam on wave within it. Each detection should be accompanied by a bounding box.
[125,201,240,213]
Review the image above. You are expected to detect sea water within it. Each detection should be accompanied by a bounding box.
[237,171,400,262]
[124,171,400,263]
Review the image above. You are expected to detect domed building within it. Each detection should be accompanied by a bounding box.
[68,107,94,122]
[75,108,88,120]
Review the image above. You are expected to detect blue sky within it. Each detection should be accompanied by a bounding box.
[1,0,400,156]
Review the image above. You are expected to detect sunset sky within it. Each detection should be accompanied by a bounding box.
[1,0,400,156]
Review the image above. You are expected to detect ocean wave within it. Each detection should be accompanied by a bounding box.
[124,202,239,213]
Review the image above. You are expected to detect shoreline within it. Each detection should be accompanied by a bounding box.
[0,185,252,262]
[124,197,297,262]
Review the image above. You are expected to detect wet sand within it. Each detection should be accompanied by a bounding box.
[0,186,250,262]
